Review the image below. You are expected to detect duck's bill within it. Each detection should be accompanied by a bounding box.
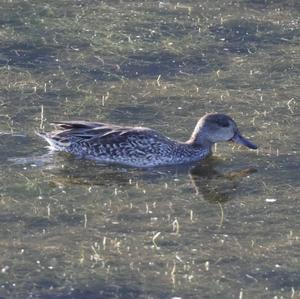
[231,133,258,150]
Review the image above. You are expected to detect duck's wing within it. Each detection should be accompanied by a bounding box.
[40,121,155,149]
[52,120,106,130]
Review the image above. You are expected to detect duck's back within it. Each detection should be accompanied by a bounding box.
[40,121,181,167]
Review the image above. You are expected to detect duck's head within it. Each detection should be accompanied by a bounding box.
[189,113,257,149]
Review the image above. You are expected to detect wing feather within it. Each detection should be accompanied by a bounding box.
[49,121,152,143]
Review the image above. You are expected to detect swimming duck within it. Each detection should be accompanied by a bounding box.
[38,113,257,168]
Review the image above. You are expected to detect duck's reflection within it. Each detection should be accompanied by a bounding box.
[189,161,257,202]
[24,153,257,204]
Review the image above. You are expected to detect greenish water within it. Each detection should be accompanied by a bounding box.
[0,0,299,298]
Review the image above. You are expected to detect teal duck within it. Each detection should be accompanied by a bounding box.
[38,113,257,167]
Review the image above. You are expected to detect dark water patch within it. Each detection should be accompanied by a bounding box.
[0,1,298,299]
[0,213,29,225]
[247,268,300,290]
[75,43,227,81]
[121,51,179,78]
[266,54,300,75]
[107,105,163,123]
[7,271,175,299]
[244,0,300,11]
[0,134,33,161]
[24,217,59,230]
[21,211,86,230]
[210,19,298,54]
[0,43,59,70]
[0,17,24,27]
[124,17,201,41]
[76,51,189,81]
[0,212,83,232]
[75,65,124,82]
[0,1,33,27]
[33,286,144,299]
[119,49,225,79]
[0,213,57,234]
[55,213,85,226]
[46,158,182,187]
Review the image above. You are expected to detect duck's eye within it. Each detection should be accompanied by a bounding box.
[217,119,230,127]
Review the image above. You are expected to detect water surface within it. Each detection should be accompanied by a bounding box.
[0,1,299,298]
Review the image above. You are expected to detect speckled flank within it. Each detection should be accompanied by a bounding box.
[39,114,257,167]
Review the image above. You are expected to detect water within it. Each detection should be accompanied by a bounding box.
[0,1,299,298]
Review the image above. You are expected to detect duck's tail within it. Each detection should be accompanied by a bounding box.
[36,131,69,151]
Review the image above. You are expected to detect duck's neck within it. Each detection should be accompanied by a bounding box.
[175,139,212,163]
[186,124,213,150]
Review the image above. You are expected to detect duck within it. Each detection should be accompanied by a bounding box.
[38,113,257,168]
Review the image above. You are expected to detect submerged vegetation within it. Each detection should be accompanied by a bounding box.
[0,0,299,298]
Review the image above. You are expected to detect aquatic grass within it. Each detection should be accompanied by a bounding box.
[0,0,299,298]
[0,159,299,298]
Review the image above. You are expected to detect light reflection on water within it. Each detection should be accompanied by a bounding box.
[0,0,299,298]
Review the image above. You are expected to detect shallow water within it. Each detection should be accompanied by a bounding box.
[0,0,299,298]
